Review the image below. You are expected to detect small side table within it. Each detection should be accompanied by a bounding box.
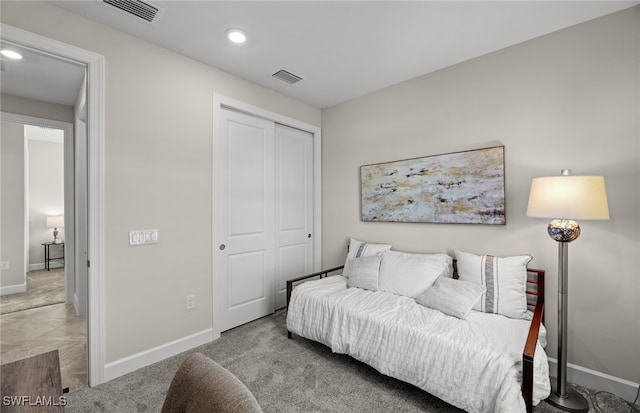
[42,241,65,271]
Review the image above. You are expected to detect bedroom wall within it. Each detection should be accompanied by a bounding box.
[322,6,640,389]
[0,121,26,294]
[0,1,321,365]
[28,138,65,268]
[1,94,74,124]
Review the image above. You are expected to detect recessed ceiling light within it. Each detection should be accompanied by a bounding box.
[226,28,247,44]
[1,49,23,60]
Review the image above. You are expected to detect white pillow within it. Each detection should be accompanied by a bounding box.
[346,255,382,291]
[415,276,486,319]
[454,250,532,319]
[343,238,392,277]
[378,250,452,298]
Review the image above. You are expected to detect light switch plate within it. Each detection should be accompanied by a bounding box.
[129,229,159,246]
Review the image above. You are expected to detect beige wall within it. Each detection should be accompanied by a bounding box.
[1,94,74,123]
[1,1,321,363]
[0,121,26,291]
[28,139,65,266]
[322,7,640,383]
[3,0,638,389]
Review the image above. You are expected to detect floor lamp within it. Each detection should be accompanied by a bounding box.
[526,169,609,413]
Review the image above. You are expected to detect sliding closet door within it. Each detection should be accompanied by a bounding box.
[275,125,314,309]
[215,109,276,332]
[214,110,316,331]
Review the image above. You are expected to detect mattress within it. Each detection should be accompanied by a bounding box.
[286,275,551,413]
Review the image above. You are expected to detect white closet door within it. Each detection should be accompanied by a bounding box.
[215,109,276,332]
[275,124,314,309]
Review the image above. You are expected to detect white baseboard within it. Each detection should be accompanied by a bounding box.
[103,328,216,382]
[28,262,64,272]
[548,357,640,403]
[0,283,26,296]
[28,263,45,271]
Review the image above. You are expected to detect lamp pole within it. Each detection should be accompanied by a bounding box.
[546,220,588,412]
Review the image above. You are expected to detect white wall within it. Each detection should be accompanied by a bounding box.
[0,121,26,293]
[0,1,321,365]
[28,138,65,268]
[1,94,74,123]
[322,6,640,388]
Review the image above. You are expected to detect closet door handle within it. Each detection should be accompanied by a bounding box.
[219,244,226,250]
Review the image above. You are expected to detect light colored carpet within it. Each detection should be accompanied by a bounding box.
[65,310,638,413]
[0,269,65,315]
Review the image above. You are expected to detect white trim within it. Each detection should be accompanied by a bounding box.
[28,263,44,272]
[0,24,106,386]
[211,94,322,339]
[548,357,640,403]
[28,263,64,272]
[23,129,29,289]
[0,283,27,296]
[63,118,75,305]
[85,32,107,389]
[103,329,215,382]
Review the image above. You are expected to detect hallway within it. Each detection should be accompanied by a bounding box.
[0,302,87,391]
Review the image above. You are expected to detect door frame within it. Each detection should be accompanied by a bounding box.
[1,23,107,386]
[212,94,322,339]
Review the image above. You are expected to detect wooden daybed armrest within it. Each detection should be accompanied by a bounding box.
[521,268,545,413]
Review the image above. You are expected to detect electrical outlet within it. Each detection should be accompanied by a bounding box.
[0,261,9,270]
[185,294,195,310]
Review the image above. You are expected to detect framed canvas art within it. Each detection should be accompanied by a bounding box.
[360,146,505,224]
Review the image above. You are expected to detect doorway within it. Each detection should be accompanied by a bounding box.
[0,114,87,391]
[1,23,106,386]
[213,96,322,336]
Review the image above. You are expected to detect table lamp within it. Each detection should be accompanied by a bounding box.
[46,215,64,243]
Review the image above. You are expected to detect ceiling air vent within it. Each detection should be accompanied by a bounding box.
[101,0,163,24]
[272,69,303,85]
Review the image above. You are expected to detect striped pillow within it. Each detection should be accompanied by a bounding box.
[343,238,392,277]
[346,255,382,291]
[454,250,532,320]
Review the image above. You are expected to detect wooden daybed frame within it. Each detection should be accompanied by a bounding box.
[286,263,545,413]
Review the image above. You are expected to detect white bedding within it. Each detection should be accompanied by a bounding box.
[286,275,550,413]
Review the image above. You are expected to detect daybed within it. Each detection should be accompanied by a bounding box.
[286,240,551,413]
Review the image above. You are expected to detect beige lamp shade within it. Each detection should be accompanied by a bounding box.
[46,215,64,228]
[526,175,610,220]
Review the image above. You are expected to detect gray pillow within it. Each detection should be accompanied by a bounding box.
[346,255,382,291]
[415,276,486,319]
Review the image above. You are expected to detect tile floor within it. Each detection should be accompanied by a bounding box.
[0,303,87,391]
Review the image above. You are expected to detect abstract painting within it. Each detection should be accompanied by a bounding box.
[361,146,505,224]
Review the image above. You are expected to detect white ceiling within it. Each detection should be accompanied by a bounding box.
[2,1,638,109]
[0,43,86,107]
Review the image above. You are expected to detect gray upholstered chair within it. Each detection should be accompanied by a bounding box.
[161,353,263,413]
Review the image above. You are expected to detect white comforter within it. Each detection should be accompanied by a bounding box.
[286,275,550,413]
